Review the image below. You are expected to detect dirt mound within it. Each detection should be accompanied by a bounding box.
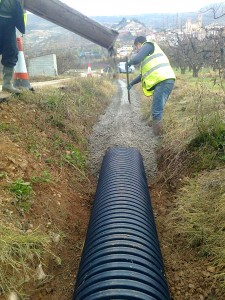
[0,137,29,178]
[0,96,92,299]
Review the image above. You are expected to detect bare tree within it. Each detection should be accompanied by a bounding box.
[200,2,225,19]
[167,32,212,77]
[200,1,225,89]
[57,51,78,74]
[205,27,225,90]
[165,34,189,74]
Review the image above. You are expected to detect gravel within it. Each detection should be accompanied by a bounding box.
[88,79,159,179]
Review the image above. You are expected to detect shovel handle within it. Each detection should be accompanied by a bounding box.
[126,57,131,104]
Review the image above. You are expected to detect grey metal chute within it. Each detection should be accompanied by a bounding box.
[24,0,119,53]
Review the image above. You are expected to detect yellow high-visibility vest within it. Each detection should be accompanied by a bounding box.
[23,9,27,26]
[141,42,175,96]
[19,0,27,27]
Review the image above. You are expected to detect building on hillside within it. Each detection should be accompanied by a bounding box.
[146,33,157,42]
[28,54,58,77]
[184,14,202,33]
[205,23,225,37]
[115,18,148,37]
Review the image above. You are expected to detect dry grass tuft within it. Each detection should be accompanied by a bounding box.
[150,72,225,292]
[168,169,225,288]
[0,224,51,296]
[155,75,225,184]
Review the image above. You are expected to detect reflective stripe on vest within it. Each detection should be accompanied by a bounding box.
[141,53,164,68]
[142,63,171,80]
[24,11,27,26]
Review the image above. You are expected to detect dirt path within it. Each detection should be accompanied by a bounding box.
[88,79,158,178]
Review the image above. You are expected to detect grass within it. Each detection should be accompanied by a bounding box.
[139,69,225,293]
[31,170,52,184]
[0,122,19,135]
[175,68,225,91]
[22,77,115,133]
[0,224,52,297]
[0,122,9,132]
[63,145,86,171]
[168,169,225,289]
[17,76,116,176]
[187,113,225,171]
[0,76,116,298]
[149,74,225,182]
[8,179,33,213]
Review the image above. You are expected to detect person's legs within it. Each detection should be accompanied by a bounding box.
[1,18,18,67]
[151,79,175,135]
[0,18,3,56]
[0,17,20,93]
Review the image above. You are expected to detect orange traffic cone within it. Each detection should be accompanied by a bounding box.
[13,37,33,90]
[87,63,92,77]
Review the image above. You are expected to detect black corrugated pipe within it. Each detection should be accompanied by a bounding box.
[73,147,170,300]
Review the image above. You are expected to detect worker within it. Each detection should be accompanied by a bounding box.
[0,0,27,94]
[126,36,175,136]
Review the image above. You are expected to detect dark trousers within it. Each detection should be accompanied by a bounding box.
[0,16,18,68]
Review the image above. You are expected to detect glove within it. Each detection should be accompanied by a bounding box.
[127,83,132,91]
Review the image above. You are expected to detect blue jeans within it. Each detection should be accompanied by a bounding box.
[151,79,175,121]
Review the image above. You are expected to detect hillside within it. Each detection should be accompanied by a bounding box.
[94,11,225,29]
[0,77,116,300]
[26,7,225,32]
[24,14,95,57]
[23,6,225,59]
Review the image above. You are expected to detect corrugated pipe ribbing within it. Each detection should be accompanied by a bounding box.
[73,147,170,300]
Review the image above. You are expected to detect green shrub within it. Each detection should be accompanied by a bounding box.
[9,179,33,212]
[63,146,86,170]
[31,171,52,184]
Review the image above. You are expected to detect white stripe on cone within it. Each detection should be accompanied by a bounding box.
[14,51,28,74]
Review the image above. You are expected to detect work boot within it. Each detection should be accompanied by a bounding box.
[2,66,21,94]
[152,120,163,136]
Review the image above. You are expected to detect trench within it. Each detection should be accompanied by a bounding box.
[88,79,159,179]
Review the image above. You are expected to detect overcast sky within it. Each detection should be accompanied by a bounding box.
[60,0,223,16]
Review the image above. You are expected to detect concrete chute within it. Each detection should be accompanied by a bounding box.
[24,0,119,54]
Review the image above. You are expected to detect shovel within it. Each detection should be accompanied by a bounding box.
[126,56,131,104]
